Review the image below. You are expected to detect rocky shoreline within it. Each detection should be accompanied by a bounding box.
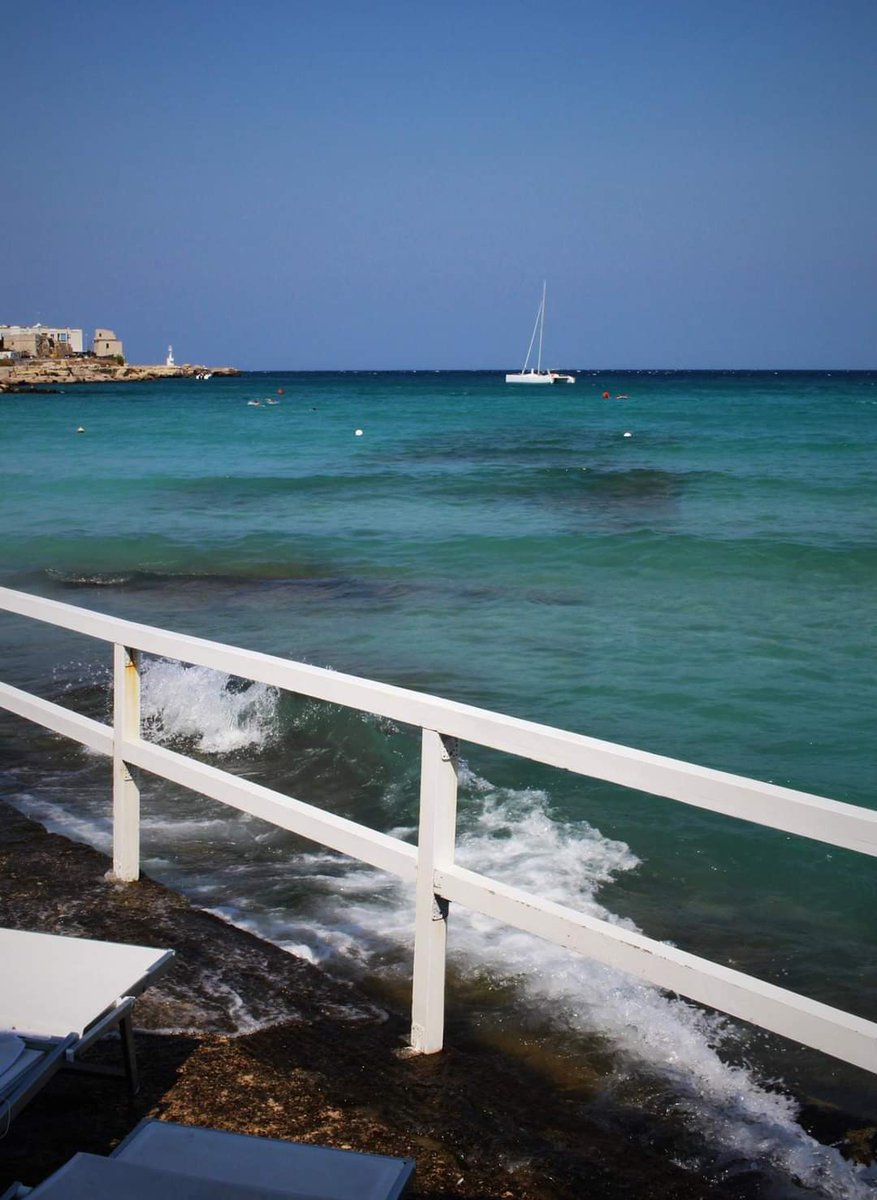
[0,360,239,391]
[0,801,752,1200]
[1,802,872,1198]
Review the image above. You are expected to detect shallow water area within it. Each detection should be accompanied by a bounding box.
[1,370,875,1196]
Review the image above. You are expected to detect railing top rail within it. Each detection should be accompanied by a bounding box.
[2,586,876,857]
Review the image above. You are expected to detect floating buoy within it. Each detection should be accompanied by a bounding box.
[355,428,363,436]
[76,426,85,433]
[277,387,284,395]
[602,391,610,399]
[623,431,632,438]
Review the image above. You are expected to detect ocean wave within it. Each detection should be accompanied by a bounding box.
[311,770,874,1198]
[45,569,137,586]
[141,659,281,754]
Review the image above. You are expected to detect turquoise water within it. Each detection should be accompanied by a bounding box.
[1,371,875,1196]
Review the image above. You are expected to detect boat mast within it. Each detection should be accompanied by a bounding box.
[518,283,548,374]
[537,280,546,373]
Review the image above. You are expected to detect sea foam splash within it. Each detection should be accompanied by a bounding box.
[140,659,280,753]
[444,772,873,1198]
[282,767,874,1198]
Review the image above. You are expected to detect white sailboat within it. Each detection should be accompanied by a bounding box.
[505,282,574,384]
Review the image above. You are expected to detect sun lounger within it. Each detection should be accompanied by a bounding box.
[1,1120,415,1199]
[0,928,174,1129]
[110,1121,415,1199]
[1,1153,306,1199]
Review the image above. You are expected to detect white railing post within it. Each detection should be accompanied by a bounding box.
[112,643,141,881]
[410,729,459,1054]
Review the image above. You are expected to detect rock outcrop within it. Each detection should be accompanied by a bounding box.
[0,359,239,391]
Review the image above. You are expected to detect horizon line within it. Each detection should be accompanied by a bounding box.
[226,365,877,374]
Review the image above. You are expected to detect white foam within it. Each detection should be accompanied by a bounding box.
[140,814,247,841]
[304,769,873,1198]
[13,794,113,854]
[141,659,280,753]
[280,941,320,964]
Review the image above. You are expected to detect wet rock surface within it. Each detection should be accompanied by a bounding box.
[0,803,803,1198]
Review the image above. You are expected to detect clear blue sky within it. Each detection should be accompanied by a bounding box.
[3,0,875,369]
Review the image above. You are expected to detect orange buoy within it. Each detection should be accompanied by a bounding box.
[602,390,610,399]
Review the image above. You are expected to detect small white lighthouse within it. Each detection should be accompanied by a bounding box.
[166,344,175,367]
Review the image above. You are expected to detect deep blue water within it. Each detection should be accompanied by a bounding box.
[1,370,875,1196]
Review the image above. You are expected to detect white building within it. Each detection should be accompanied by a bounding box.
[0,324,84,356]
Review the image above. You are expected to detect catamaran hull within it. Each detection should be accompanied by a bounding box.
[505,372,556,384]
[505,372,575,384]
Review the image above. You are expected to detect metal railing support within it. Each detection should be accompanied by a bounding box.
[410,730,459,1053]
[112,644,141,881]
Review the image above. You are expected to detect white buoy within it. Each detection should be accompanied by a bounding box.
[355,428,363,436]
[76,426,85,433]
[623,431,632,438]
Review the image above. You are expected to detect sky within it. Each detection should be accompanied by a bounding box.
[2,0,875,369]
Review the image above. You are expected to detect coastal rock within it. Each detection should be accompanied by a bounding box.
[0,360,239,391]
[0,801,734,1200]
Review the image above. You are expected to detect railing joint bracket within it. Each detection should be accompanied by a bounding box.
[440,735,459,763]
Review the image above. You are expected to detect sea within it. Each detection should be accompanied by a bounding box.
[1,370,875,1197]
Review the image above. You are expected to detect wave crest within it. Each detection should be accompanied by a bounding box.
[141,660,280,754]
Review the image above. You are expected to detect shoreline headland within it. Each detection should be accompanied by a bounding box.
[0,360,239,392]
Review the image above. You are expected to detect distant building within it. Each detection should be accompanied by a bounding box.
[0,324,84,357]
[93,328,124,359]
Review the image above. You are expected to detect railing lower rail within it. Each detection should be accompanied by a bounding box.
[1,586,875,1073]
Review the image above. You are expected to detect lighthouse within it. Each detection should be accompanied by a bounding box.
[166,345,175,367]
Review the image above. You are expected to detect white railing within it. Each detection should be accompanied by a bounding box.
[1,585,875,1074]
